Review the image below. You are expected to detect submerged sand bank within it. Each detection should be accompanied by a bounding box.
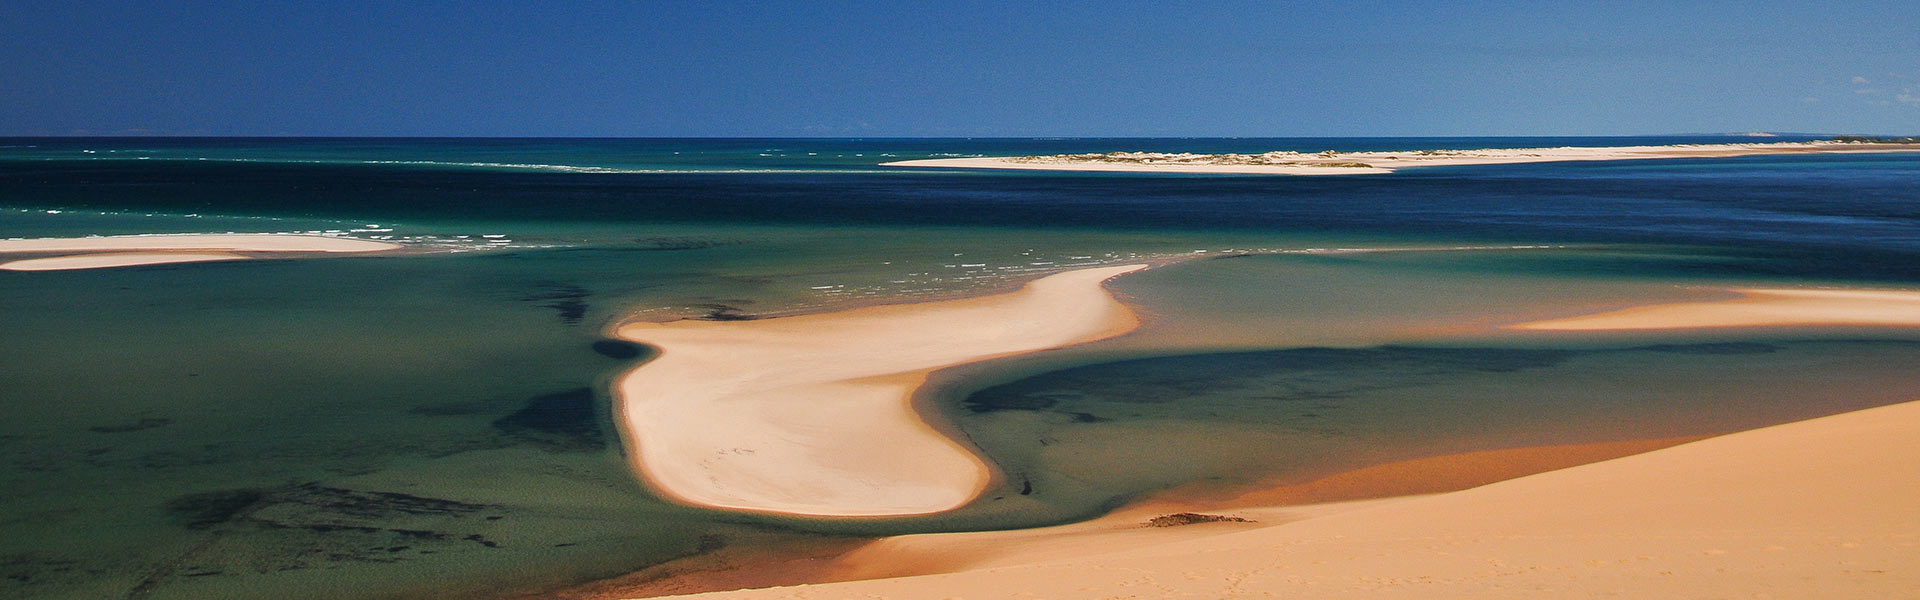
[884,141,1920,175]
[1512,287,1920,330]
[665,398,1920,598]
[0,233,400,271]
[613,264,1147,517]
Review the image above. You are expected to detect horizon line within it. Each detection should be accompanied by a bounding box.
[0,132,1874,141]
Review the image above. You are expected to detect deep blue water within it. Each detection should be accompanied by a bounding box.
[5,136,1916,279]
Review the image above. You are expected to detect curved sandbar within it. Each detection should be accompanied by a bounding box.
[0,233,400,271]
[614,264,1147,517]
[884,141,1920,176]
[1512,288,1920,330]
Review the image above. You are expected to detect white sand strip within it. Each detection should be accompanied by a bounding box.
[0,233,400,271]
[884,142,1920,175]
[665,398,1920,599]
[0,252,247,271]
[0,233,400,254]
[614,264,1147,517]
[887,158,1396,175]
[1512,288,1920,330]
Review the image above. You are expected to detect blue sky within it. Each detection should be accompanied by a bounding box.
[2,1,1916,136]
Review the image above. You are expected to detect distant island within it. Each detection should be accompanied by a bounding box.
[1832,135,1920,143]
[884,139,1920,175]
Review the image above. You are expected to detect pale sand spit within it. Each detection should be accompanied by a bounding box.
[614,264,1147,517]
[0,233,400,271]
[888,158,1398,175]
[884,142,1920,175]
[662,398,1920,599]
[1512,287,1920,330]
[0,233,402,253]
[0,252,248,271]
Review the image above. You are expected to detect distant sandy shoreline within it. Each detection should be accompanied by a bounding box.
[613,264,1147,517]
[883,141,1920,175]
[1511,287,1920,330]
[0,233,400,271]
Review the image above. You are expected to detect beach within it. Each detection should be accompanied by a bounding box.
[660,397,1920,599]
[613,264,1147,517]
[0,233,399,270]
[884,141,1920,175]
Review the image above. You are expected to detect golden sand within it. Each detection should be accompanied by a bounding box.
[660,399,1920,598]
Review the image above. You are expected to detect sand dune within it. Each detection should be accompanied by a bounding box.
[613,265,1147,517]
[663,398,1920,598]
[0,233,400,271]
[1512,287,1920,330]
[884,142,1920,175]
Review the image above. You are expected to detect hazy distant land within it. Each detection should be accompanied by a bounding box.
[886,139,1920,175]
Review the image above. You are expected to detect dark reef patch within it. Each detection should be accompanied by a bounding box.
[167,485,498,531]
[521,283,592,325]
[491,387,605,451]
[591,339,647,360]
[139,484,511,593]
[692,303,759,321]
[1636,342,1780,355]
[546,237,739,254]
[166,489,269,530]
[89,417,174,434]
[0,555,84,588]
[631,236,739,251]
[407,401,489,417]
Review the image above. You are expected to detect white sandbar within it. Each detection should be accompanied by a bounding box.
[884,141,1920,175]
[1511,287,1920,330]
[0,233,400,254]
[613,264,1147,517]
[0,252,247,271]
[0,233,400,271]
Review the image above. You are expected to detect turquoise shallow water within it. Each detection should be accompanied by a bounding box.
[1,138,1917,598]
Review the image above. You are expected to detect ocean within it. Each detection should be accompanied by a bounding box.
[2,137,1917,599]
